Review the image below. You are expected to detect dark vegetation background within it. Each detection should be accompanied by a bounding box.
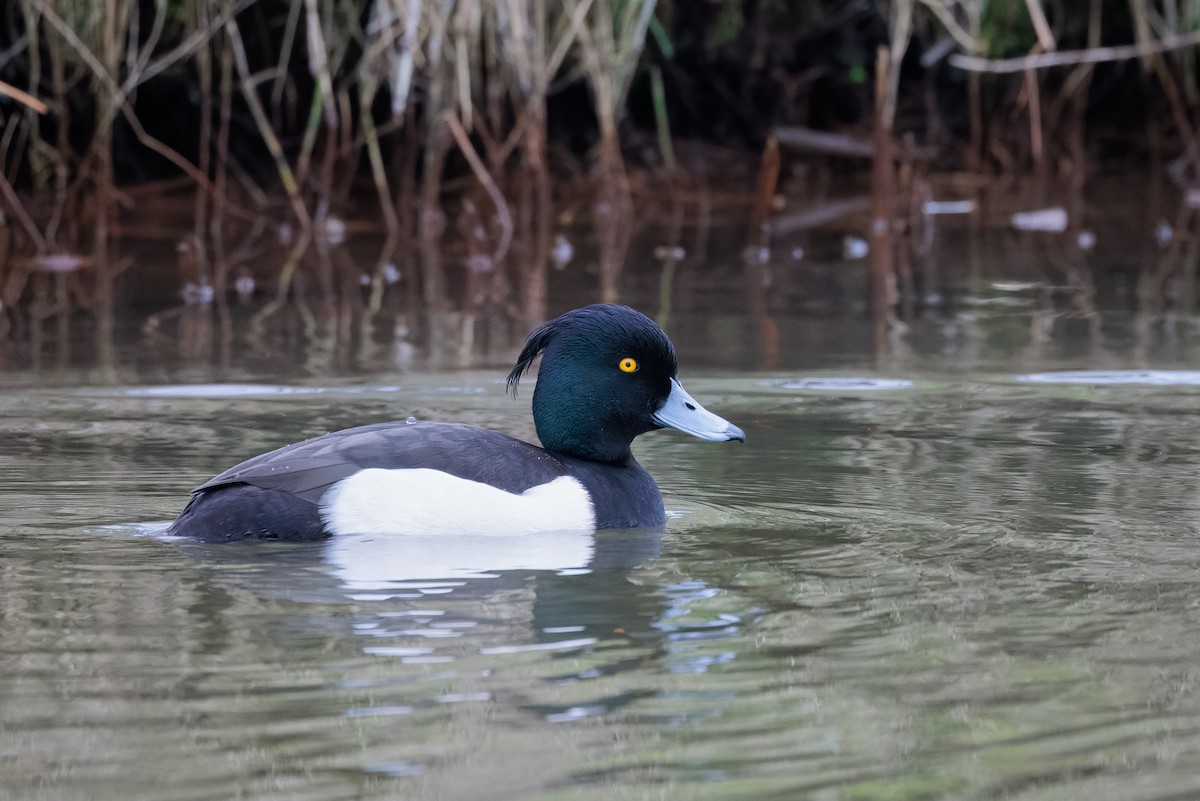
[0,0,1197,367]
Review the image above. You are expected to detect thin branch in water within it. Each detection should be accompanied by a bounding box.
[117,100,258,221]
[950,30,1200,73]
[120,0,166,101]
[136,0,253,87]
[27,0,121,98]
[360,76,399,318]
[0,169,48,251]
[547,0,596,78]
[1023,0,1056,52]
[271,0,304,114]
[0,80,47,114]
[917,0,983,54]
[226,15,312,302]
[445,110,513,270]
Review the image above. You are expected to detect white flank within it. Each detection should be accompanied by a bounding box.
[320,468,595,537]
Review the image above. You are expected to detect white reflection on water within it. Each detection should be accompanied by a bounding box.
[124,383,404,397]
[324,528,596,589]
[1016,370,1200,385]
[759,377,914,391]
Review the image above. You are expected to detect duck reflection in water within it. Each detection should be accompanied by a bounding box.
[174,524,670,656]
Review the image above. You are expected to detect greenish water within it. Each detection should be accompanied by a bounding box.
[6,329,1200,800]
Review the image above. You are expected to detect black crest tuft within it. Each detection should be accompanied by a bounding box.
[506,320,557,397]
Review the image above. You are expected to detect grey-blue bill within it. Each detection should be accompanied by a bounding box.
[652,378,745,442]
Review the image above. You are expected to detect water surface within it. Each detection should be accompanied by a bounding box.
[5,349,1200,800]
[6,193,1200,799]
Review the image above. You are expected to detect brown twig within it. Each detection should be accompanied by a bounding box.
[0,80,47,114]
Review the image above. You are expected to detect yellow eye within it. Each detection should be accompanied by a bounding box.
[618,357,639,373]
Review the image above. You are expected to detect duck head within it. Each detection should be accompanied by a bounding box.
[506,304,745,462]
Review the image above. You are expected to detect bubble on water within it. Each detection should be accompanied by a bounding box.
[406,416,417,424]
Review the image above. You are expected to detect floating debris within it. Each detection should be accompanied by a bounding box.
[552,234,573,269]
[181,282,213,305]
[465,253,493,273]
[1077,230,1096,251]
[842,236,869,259]
[653,245,685,261]
[1156,219,1173,248]
[34,253,88,273]
[991,281,1039,292]
[790,247,805,261]
[235,274,255,301]
[382,263,401,284]
[766,196,870,235]
[1011,207,1067,232]
[922,199,976,215]
[324,216,346,245]
[742,245,770,264]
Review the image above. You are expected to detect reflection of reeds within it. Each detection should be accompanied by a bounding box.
[2,0,1200,360]
[0,0,663,331]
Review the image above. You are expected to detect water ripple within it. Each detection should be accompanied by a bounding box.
[1016,370,1200,385]
[758,377,915,391]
